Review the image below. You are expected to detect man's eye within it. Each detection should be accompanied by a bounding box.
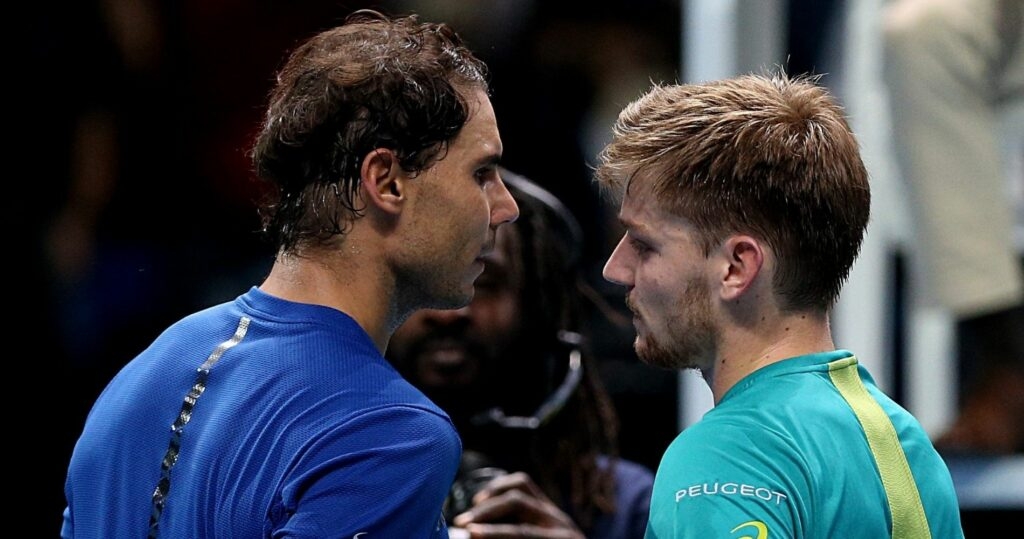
[476,167,498,185]
[629,238,651,255]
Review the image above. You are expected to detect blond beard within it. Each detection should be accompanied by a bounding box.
[632,276,717,371]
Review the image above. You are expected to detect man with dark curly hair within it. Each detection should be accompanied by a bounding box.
[61,10,518,538]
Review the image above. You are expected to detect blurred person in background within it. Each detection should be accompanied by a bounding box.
[388,168,654,538]
[61,10,518,537]
[882,0,1024,455]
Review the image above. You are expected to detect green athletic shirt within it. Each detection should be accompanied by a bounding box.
[646,350,964,538]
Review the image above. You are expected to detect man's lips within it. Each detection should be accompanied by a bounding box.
[625,299,645,333]
[417,339,470,369]
[421,346,466,368]
[625,298,640,320]
[413,340,477,388]
[476,239,497,263]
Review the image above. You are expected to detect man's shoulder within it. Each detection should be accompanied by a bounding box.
[661,412,802,477]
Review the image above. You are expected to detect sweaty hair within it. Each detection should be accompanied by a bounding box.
[499,169,621,529]
[596,71,870,312]
[250,9,489,253]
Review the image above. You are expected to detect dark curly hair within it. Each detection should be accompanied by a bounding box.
[250,9,489,253]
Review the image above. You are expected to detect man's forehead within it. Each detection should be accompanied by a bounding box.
[619,181,691,233]
[619,178,659,218]
[457,88,502,161]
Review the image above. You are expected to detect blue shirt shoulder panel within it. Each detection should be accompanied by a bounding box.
[64,287,462,538]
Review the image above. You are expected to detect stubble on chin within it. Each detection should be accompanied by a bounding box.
[626,297,687,370]
[635,332,686,370]
[635,324,713,371]
[403,263,475,313]
[632,281,717,372]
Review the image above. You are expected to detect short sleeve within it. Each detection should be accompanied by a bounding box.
[645,421,809,538]
[269,404,462,538]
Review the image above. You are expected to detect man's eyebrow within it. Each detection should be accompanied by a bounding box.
[618,214,643,232]
[478,154,502,168]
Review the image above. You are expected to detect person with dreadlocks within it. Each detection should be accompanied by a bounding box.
[388,168,654,538]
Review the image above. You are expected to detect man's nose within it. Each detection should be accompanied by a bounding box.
[603,235,633,287]
[489,178,520,226]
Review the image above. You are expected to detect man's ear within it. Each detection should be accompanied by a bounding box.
[360,148,405,215]
[717,235,765,301]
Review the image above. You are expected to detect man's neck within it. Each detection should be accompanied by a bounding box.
[258,246,395,354]
[706,311,835,403]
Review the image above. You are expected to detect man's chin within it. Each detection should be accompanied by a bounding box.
[635,337,685,371]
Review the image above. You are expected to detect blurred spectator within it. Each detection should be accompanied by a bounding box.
[882,0,1024,454]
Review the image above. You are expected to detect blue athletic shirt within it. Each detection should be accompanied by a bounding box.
[63,286,461,538]
[645,350,964,538]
